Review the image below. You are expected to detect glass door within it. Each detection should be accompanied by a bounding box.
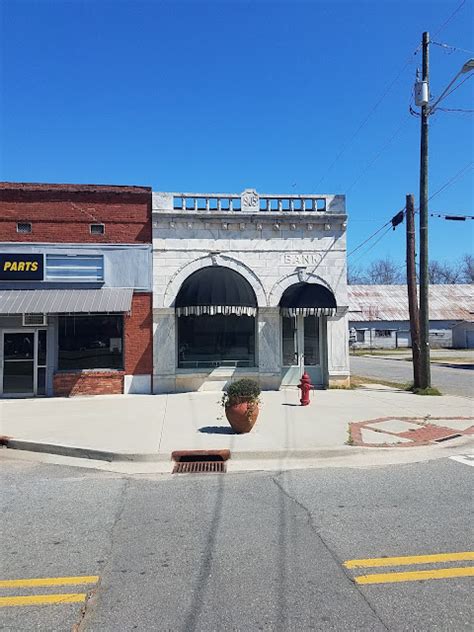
[281,315,323,386]
[302,316,323,386]
[2,330,47,397]
[281,315,301,386]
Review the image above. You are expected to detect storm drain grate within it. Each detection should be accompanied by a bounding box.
[173,460,227,474]
[433,433,462,443]
[171,449,230,474]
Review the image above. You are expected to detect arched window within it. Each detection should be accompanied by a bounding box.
[175,267,257,369]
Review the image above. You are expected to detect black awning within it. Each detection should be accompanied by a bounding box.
[280,282,337,317]
[175,266,257,316]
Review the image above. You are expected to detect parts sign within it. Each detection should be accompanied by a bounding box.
[0,254,44,280]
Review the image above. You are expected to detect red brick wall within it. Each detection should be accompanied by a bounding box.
[0,183,152,243]
[53,371,124,397]
[125,293,153,375]
[53,293,152,397]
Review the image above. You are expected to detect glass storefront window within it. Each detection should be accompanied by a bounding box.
[178,314,256,368]
[58,315,123,370]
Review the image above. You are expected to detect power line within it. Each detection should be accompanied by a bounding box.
[430,40,474,55]
[350,225,394,265]
[311,0,468,193]
[433,0,467,36]
[429,161,474,201]
[314,45,424,191]
[431,212,474,220]
[347,161,472,261]
[436,107,474,113]
[345,116,411,194]
[439,73,473,103]
[347,220,392,257]
[348,208,405,258]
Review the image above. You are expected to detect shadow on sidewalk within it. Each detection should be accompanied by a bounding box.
[198,426,237,435]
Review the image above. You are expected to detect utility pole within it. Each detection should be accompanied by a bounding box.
[406,194,421,388]
[419,31,431,388]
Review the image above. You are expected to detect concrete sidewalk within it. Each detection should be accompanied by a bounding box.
[1,386,473,473]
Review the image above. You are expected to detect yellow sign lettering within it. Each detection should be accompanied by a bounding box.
[3,262,11,271]
[31,261,38,272]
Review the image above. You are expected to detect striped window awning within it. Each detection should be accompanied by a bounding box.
[0,288,133,314]
[280,282,337,317]
[175,266,257,317]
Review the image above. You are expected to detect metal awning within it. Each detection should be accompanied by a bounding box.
[280,282,337,317]
[0,288,133,314]
[175,266,257,317]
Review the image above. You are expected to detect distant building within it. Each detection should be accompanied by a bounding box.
[0,182,153,397]
[348,284,474,349]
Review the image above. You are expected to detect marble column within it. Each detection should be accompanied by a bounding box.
[326,314,350,387]
[257,307,281,389]
[153,308,177,393]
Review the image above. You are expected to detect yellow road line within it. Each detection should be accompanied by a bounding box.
[0,575,99,589]
[0,593,87,608]
[355,567,474,585]
[344,552,474,569]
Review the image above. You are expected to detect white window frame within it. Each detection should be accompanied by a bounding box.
[45,254,104,282]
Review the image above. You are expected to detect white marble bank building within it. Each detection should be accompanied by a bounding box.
[152,189,349,393]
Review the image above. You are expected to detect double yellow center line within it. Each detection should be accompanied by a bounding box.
[344,551,474,585]
[0,575,99,608]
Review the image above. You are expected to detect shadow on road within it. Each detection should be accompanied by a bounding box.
[434,363,474,371]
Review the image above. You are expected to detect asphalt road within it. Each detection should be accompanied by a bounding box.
[1,455,473,631]
[350,355,474,397]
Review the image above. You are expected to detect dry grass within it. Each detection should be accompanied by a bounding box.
[350,375,411,390]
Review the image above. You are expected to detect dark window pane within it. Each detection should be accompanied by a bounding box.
[282,316,297,366]
[4,333,34,360]
[3,360,34,394]
[304,316,320,366]
[178,315,255,368]
[38,330,47,365]
[37,367,46,396]
[58,316,124,370]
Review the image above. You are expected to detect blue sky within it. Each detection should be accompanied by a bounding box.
[1,0,473,267]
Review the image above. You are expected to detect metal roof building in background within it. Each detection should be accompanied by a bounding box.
[0,288,133,315]
[348,284,474,322]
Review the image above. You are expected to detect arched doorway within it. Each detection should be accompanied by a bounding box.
[279,282,337,386]
[175,266,258,369]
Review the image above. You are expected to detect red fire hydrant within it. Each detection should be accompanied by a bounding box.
[297,372,313,406]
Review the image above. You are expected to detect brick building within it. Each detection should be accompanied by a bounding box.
[0,182,153,397]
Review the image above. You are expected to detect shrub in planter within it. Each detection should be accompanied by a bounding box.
[222,378,261,434]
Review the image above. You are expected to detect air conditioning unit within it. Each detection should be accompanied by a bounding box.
[23,313,48,326]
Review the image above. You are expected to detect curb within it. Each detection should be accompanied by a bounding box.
[0,439,169,463]
[2,436,471,465]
